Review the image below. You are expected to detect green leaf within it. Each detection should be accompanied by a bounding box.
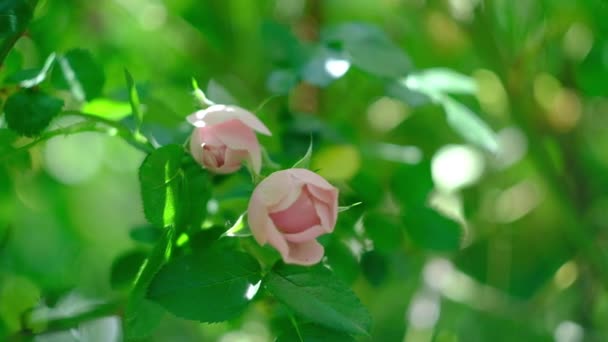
[192,77,215,107]
[402,206,462,251]
[277,323,355,342]
[293,138,313,169]
[301,47,349,86]
[147,247,261,322]
[178,164,211,231]
[267,69,298,95]
[110,249,148,290]
[322,22,411,78]
[81,98,132,120]
[391,161,434,208]
[129,225,162,244]
[0,0,36,39]
[440,96,499,153]
[207,79,237,105]
[325,239,360,284]
[265,264,371,336]
[124,69,143,131]
[360,251,388,287]
[51,49,105,101]
[385,80,431,107]
[364,213,403,252]
[138,144,183,228]
[123,227,173,340]
[4,89,64,137]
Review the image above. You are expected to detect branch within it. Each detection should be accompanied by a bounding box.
[62,110,154,153]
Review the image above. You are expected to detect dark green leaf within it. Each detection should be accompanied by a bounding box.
[147,247,261,322]
[4,89,64,137]
[292,138,313,169]
[124,69,143,130]
[51,49,105,101]
[277,323,355,342]
[325,239,360,284]
[364,213,403,252]
[360,251,388,287]
[402,206,462,251]
[0,0,36,39]
[138,144,183,228]
[265,264,371,335]
[391,161,434,209]
[4,53,56,87]
[110,249,148,290]
[129,225,162,244]
[123,227,173,340]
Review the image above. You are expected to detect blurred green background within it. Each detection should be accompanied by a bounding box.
[3,0,608,341]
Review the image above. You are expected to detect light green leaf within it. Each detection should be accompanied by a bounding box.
[222,212,251,237]
[192,78,215,107]
[4,89,64,137]
[81,98,132,120]
[265,264,371,336]
[441,96,499,153]
[404,68,477,98]
[138,144,183,228]
[322,22,411,78]
[51,49,105,101]
[207,79,237,105]
[147,247,261,322]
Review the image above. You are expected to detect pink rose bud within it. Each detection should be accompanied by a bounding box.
[187,104,271,174]
[248,168,339,265]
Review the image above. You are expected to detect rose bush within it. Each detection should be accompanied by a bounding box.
[188,104,271,174]
[248,168,339,265]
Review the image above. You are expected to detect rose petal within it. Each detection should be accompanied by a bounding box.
[288,168,336,190]
[253,170,295,208]
[211,120,264,173]
[284,240,325,266]
[269,187,320,234]
[187,104,271,135]
[282,225,326,243]
[313,200,334,233]
[248,192,289,257]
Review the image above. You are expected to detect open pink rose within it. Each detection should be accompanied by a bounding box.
[188,104,271,174]
[248,168,339,265]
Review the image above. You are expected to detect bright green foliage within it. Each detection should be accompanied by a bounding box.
[147,247,261,322]
[265,264,371,336]
[138,144,183,228]
[4,89,63,137]
[51,49,105,101]
[277,323,355,342]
